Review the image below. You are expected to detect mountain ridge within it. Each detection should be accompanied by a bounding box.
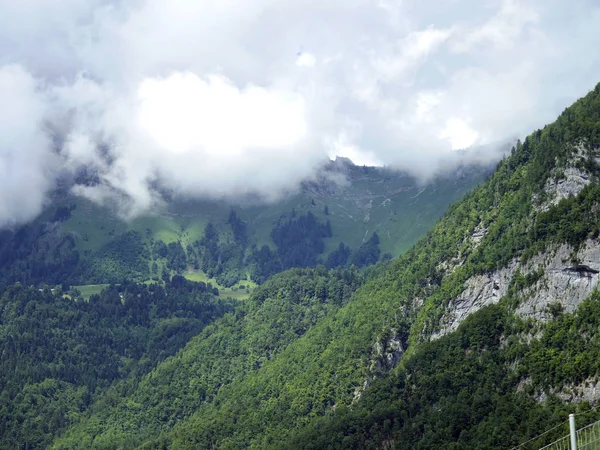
[0,157,490,293]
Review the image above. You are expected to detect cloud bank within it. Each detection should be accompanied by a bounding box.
[0,0,599,225]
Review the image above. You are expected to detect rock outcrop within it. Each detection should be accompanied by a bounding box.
[533,142,598,212]
[517,240,600,320]
[522,378,600,405]
[431,144,600,339]
[433,239,600,339]
[432,261,517,338]
[535,166,590,212]
[354,328,406,401]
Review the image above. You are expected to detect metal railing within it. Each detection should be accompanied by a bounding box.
[539,434,570,450]
[576,419,600,449]
[534,416,600,450]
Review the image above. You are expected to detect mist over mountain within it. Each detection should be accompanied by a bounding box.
[1,0,600,228]
[0,156,490,293]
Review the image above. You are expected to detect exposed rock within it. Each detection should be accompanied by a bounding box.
[527,378,600,405]
[432,260,517,338]
[429,143,600,333]
[469,224,488,250]
[536,391,548,403]
[370,328,405,373]
[536,167,590,212]
[379,439,395,450]
[517,240,600,320]
[516,377,533,393]
[533,143,597,212]
[432,239,600,339]
[353,378,370,403]
[354,328,406,402]
[555,379,600,404]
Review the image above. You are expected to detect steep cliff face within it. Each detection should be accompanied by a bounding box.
[537,166,591,211]
[433,239,600,338]
[432,261,517,338]
[534,142,596,212]
[431,140,600,339]
[517,240,600,320]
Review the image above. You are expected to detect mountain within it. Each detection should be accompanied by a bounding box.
[0,154,490,449]
[0,157,488,297]
[4,83,600,450]
[47,83,600,449]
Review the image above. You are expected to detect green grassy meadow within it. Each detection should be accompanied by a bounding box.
[72,284,110,299]
[184,270,257,300]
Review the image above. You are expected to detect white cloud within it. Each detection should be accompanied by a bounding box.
[137,73,307,155]
[296,52,317,67]
[133,72,318,201]
[452,0,539,52]
[439,118,479,150]
[0,0,599,225]
[372,26,453,82]
[0,65,54,228]
[415,91,443,122]
[326,131,382,167]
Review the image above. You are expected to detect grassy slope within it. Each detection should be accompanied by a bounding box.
[239,169,484,257]
[56,165,487,259]
[72,284,109,300]
[183,271,257,300]
[74,275,256,302]
[41,165,485,293]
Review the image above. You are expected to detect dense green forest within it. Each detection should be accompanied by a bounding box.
[0,278,234,449]
[51,268,365,448]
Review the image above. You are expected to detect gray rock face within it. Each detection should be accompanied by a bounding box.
[535,166,590,212]
[523,378,600,405]
[431,143,600,339]
[432,239,600,339]
[432,261,517,338]
[555,379,600,404]
[533,142,598,212]
[469,225,488,249]
[354,328,406,402]
[517,241,600,320]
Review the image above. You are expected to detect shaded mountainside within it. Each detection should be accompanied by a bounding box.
[0,277,235,449]
[0,159,488,293]
[48,83,600,450]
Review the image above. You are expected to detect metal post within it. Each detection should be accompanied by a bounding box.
[570,413,577,450]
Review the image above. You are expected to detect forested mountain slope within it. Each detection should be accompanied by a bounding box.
[50,83,600,450]
[0,278,235,449]
[0,159,488,293]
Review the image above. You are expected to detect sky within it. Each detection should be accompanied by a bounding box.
[0,0,600,226]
